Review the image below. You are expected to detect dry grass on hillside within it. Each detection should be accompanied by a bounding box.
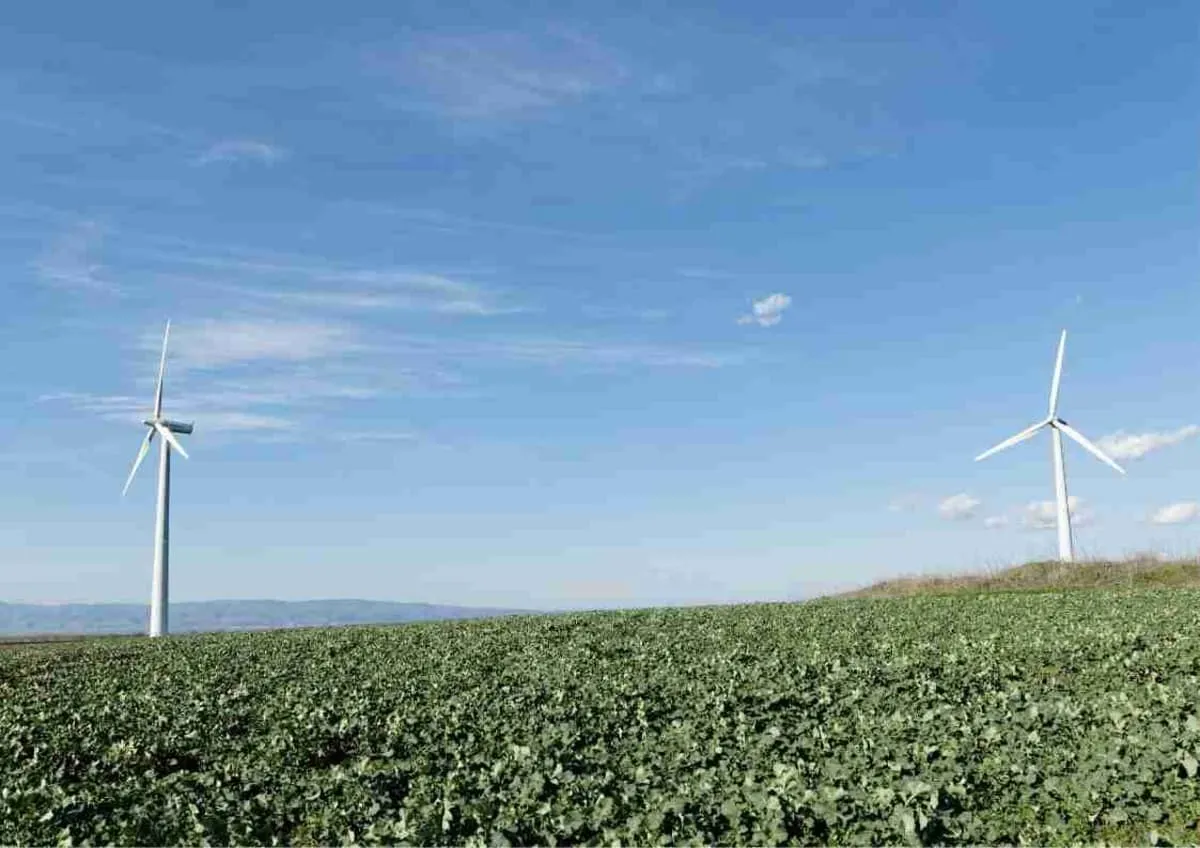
[842,554,1200,599]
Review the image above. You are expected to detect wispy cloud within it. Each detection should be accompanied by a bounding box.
[938,493,981,521]
[32,221,118,294]
[194,139,285,167]
[768,47,882,87]
[37,392,294,433]
[983,515,1010,529]
[149,319,361,371]
[886,493,922,513]
[1022,497,1092,530]
[1150,502,1200,526]
[737,293,792,328]
[334,431,420,444]
[0,109,74,135]
[200,412,296,433]
[373,28,629,121]
[131,244,518,317]
[47,320,381,439]
[39,367,388,437]
[678,147,831,186]
[418,336,742,369]
[230,281,521,317]
[344,203,602,241]
[580,306,672,322]
[1097,426,1200,461]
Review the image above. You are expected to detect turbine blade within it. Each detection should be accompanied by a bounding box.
[153,319,170,419]
[1048,329,1067,417]
[154,421,189,460]
[122,429,155,496]
[1057,421,1126,475]
[974,419,1048,462]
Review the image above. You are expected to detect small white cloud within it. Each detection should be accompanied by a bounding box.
[195,139,285,167]
[938,493,981,521]
[1150,502,1200,526]
[1097,426,1200,461]
[1022,496,1092,530]
[983,515,1010,529]
[737,293,792,328]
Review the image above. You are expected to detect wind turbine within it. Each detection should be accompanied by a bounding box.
[974,329,1125,562]
[122,320,193,637]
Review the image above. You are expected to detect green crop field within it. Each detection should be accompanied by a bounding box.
[3,590,1200,845]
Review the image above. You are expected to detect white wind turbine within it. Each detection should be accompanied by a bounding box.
[122,320,193,637]
[974,329,1125,562]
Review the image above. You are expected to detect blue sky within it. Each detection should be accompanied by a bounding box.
[2,0,1199,609]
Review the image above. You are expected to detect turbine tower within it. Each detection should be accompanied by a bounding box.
[122,320,193,637]
[974,329,1125,562]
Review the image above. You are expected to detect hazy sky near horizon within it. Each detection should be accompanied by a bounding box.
[2,0,1199,610]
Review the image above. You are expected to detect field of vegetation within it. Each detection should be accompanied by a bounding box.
[3,589,1200,845]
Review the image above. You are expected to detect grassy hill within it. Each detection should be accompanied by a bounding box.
[842,554,1200,598]
[3,577,1200,844]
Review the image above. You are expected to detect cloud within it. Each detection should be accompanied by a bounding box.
[677,147,831,188]
[430,337,742,369]
[32,221,118,294]
[778,149,831,170]
[138,246,518,317]
[1022,496,1092,530]
[151,319,361,371]
[983,515,1010,529]
[38,367,391,439]
[377,29,629,121]
[231,283,520,317]
[200,412,295,433]
[737,293,792,328]
[1097,426,1200,461]
[581,306,673,322]
[38,319,378,444]
[1150,502,1200,526]
[335,431,420,444]
[194,139,285,167]
[938,493,981,521]
[341,202,601,241]
[37,393,294,433]
[886,493,921,513]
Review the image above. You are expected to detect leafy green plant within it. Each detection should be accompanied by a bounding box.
[3,591,1200,844]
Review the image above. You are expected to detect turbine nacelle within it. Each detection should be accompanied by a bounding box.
[144,418,194,435]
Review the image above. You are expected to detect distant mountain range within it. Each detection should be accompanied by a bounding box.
[0,599,534,637]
